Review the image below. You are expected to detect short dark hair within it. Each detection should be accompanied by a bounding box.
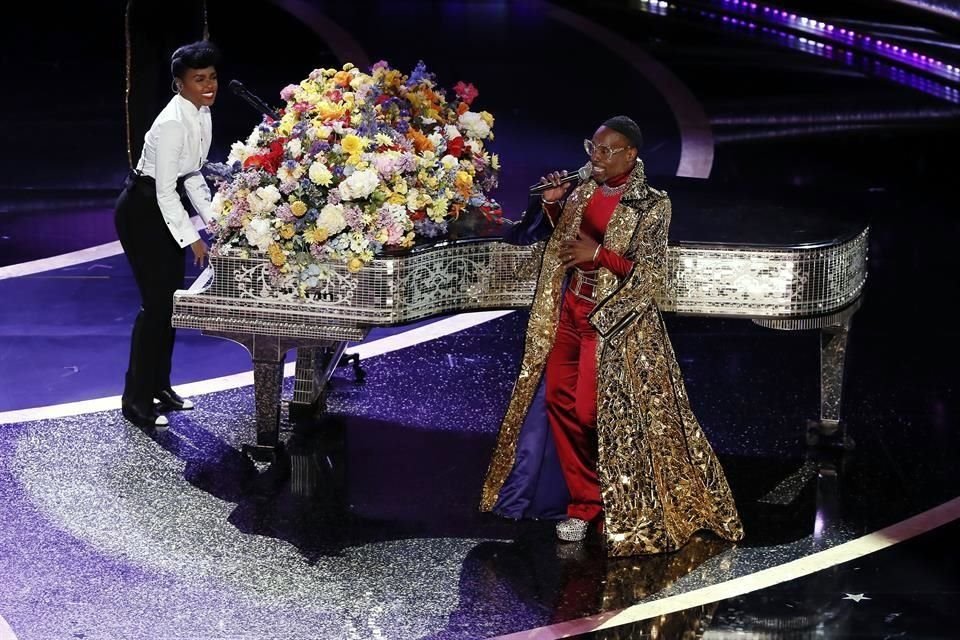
[170,40,221,78]
[602,115,643,149]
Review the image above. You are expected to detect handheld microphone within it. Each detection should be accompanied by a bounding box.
[228,79,279,120]
[528,162,593,194]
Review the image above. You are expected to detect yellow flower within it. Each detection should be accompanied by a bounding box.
[280,223,296,240]
[290,201,308,217]
[491,154,500,171]
[455,170,473,189]
[428,196,449,222]
[384,69,402,89]
[480,111,494,127]
[308,161,333,186]
[392,178,408,195]
[375,228,388,244]
[455,170,474,198]
[347,257,365,272]
[341,134,368,157]
[316,101,346,121]
[277,111,298,136]
[268,244,286,266]
[304,226,329,244]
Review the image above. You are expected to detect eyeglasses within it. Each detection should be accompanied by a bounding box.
[584,139,629,161]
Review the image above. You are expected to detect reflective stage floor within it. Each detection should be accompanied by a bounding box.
[1,1,958,638]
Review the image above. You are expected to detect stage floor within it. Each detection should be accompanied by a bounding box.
[1,1,959,638]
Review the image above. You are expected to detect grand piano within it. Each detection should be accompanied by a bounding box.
[172,177,869,460]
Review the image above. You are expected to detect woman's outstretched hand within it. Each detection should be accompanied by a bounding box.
[190,238,209,267]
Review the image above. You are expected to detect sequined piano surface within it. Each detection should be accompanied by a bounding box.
[172,178,869,459]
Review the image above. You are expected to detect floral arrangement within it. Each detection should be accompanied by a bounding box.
[206,60,502,294]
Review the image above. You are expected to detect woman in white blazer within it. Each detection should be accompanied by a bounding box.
[115,40,220,428]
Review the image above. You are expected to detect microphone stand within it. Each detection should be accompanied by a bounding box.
[229,80,279,120]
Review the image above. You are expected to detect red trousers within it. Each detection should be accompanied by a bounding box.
[545,289,602,522]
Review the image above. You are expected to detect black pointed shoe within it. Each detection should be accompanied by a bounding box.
[122,403,169,428]
[155,387,194,411]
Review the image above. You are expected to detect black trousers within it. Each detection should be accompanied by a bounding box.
[114,172,186,409]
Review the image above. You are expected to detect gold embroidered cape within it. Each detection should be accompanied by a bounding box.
[480,162,744,556]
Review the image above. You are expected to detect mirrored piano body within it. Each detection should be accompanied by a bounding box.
[172,182,869,459]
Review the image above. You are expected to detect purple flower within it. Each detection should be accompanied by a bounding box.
[407,60,431,86]
[291,122,309,137]
[343,205,364,228]
[414,219,447,238]
[280,84,299,102]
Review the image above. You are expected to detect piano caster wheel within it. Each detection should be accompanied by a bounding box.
[338,352,366,382]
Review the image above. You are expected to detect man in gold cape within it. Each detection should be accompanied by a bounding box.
[480,116,744,557]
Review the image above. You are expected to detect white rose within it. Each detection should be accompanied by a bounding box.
[247,185,282,215]
[457,111,491,139]
[286,138,303,158]
[444,125,462,140]
[337,168,380,200]
[406,188,420,212]
[440,154,459,171]
[244,217,273,251]
[227,141,253,165]
[277,163,304,184]
[318,204,347,235]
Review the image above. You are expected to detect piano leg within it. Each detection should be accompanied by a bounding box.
[243,334,294,463]
[810,319,855,450]
[203,331,315,463]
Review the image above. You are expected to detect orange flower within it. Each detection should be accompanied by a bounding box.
[457,102,470,116]
[333,70,352,87]
[406,129,434,153]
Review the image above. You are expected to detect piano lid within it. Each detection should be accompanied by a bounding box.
[659,176,871,250]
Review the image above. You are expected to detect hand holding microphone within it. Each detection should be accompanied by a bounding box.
[530,162,592,203]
